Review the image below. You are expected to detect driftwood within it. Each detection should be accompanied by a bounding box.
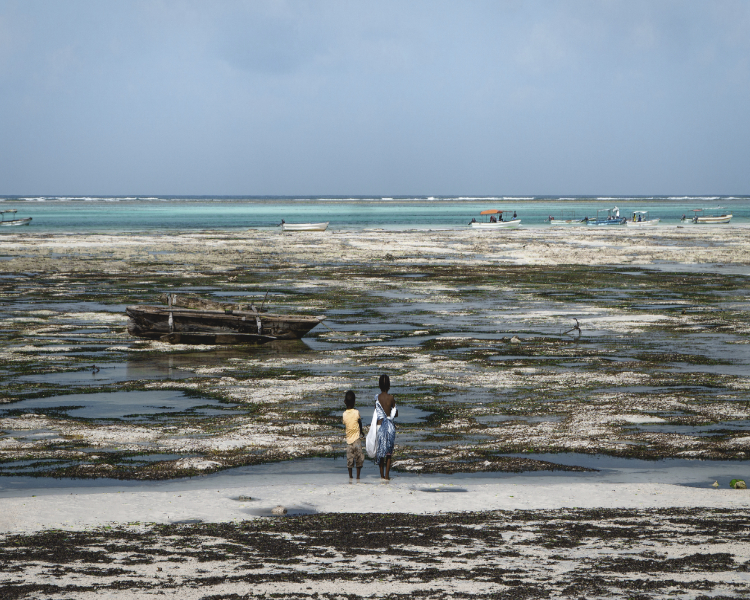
[563,318,582,337]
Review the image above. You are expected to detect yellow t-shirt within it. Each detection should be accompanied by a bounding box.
[342,409,361,445]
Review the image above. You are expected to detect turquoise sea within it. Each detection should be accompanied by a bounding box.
[1,195,748,232]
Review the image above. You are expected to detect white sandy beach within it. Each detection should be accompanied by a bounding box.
[3,469,749,534]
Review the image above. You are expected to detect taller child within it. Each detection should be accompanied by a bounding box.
[375,374,398,480]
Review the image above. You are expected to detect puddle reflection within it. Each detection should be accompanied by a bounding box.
[1,390,240,420]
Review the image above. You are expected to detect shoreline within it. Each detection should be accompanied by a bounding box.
[3,466,750,534]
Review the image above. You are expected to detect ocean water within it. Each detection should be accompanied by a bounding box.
[1,195,748,232]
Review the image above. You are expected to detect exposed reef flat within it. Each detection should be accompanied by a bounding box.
[2,227,750,598]
[1,227,750,479]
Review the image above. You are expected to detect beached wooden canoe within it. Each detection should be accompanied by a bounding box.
[126,304,325,344]
[156,293,268,312]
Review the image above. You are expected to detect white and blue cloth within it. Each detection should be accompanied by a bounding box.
[374,398,396,462]
[365,397,397,460]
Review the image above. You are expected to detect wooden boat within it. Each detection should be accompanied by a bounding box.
[155,293,268,312]
[126,294,325,344]
[590,207,627,226]
[684,208,732,224]
[281,222,329,232]
[469,209,521,229]
[625,211,660,227]
[0,209,32,227]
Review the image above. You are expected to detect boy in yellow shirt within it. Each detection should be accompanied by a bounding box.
[342,390,364,480]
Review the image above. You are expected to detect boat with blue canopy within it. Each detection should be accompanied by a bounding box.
[589,206,626,226]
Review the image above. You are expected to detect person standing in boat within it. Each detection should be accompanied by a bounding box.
[374,374,398,480]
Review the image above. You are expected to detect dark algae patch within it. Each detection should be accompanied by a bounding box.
[2,508,750,598]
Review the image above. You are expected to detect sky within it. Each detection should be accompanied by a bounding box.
[1,0,749,196]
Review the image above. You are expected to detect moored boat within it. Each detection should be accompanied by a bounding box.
[625,211,660,227]
[0,209,32,227]
[590,206,627,226]
[469,209,520,229]
[281,221,329,232]
[684,208,732,224]
[126,296,325,344]
[547,211,588,226]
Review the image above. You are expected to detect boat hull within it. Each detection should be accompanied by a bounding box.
[281,222,329,231]
[694,215,732,224]
[126,306,325,343]
[590,218,627,226]
[625,219,660,227]
[549,219,587,226]
[470,219,521,229]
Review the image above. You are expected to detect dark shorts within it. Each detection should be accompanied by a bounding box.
[347,439,364,468]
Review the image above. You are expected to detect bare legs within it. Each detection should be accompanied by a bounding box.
[348,466,362,480]
[379,456,392,480]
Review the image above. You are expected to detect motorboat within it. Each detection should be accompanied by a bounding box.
[281,222,329,232]
[589,206,627,226]
[626,211,660,227]
[683,208,732,224]
[0,209,32,227]
[469,209,521,229]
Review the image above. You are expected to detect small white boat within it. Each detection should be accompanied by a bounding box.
[0,209,32,227]
[281,222,329,232]
[683,208,732,224]
[471,219,521,229]
[626,211,660,227]
[469,209,520,229]
[548,211,588,226]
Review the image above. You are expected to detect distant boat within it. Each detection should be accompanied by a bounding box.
[0,209,32,227]
[626,211,660,227]
[281,222,329,232]
[684,208,732,224]
[548,211,587,226]
[590,206,627,226]
[469,209,521,229]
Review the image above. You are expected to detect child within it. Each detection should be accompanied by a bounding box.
[342,390,364,480]
[375,374,397,481]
